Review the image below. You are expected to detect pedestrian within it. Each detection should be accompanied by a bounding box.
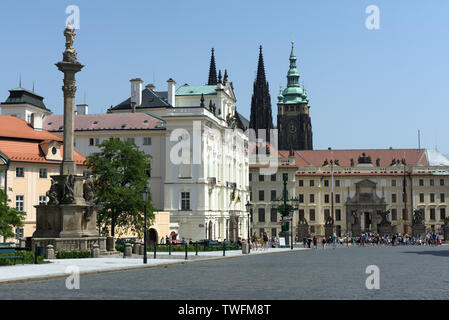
[313,236,317,249]
[332,233,337,249]
[160,237,165,244]
[260,233,264,250]
[321,236,326,249]
[263,232,269,250]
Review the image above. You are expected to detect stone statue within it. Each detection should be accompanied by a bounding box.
[350,158,354,167]
[298,210,308,225]
[376,158,380,167]
[413,209,425,226]
[323,159,329,166]
[61,175,75,204]
[46,179,60,205]
[378,210,391,226]
[83,175,95,203]
[352,212,359,224]
[325,215,334,226]
[334,159,340,166]
[358,153,372,164]
[63,26,78,63]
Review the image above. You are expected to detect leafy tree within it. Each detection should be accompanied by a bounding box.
[0,187,26,239]
[86,138,154,238]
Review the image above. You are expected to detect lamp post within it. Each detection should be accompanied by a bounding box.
[245,200,253,253]
[273,173,299,249]
[141,186,149,264]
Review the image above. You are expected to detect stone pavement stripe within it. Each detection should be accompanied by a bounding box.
[0,248,309,286]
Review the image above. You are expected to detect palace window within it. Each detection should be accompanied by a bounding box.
[271,174,276,182]
[126,137,135,144]
[440,179,445,186]
[336,209,341,221]
[335,180,340,187]
[270,208,277,222]
[271,228,277,237]
[392,193,397,203]
[39,195,47,205]
[430,193,435,203]
[271,190,276,201]
[429,208,435,220]
[310,180,315,187]
[39,168,47,179]
[419,179,424,186]
[441,208,446,220]
[259,190,265,201]
[324,194,329,203]
[249,173,252,182]
[259,175,264,182]
[336,194,341,203]
[309,209,315,221]
[298,194,304,203]
[89,138,94,146]
[16,168,24,178]
[419,193,424,203]
[324,209,330,220]
[441,193,445,203]
[258,208,265,222]
[310,194,315,203]
[392,179,396,187]
[95,138,100,146]
[15,195,24,212]
[430,179,434,186]
[298,180,304,187]
[391,209,397,221]
[324,180,329,187]
[143,137,152,145]
[181,192,190,210]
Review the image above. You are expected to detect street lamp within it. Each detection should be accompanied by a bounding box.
[273,173,299,250]
[141,186,149,264]
[245,200,253,253]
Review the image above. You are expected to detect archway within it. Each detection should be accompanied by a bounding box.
[148,228,158,246]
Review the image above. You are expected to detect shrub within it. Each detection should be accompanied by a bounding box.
[0,251,47,266]
[115,244,124,252]
[56,250,91,259]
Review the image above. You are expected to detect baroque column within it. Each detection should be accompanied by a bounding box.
[55,25,84,175]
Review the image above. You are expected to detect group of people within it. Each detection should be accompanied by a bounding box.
[301,231,443,249]
[250,232,276,251]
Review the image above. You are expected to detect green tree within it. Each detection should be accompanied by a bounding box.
[0,187,26,239]
[86,138,154,238]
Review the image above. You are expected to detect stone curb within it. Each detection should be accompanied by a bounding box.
[0,248,309,286]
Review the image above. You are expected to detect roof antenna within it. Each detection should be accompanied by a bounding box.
[19,74,22,88]
[32,81,35,92]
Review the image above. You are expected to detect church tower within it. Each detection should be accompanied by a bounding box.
[277,42,313,150]
[249,46,274,141]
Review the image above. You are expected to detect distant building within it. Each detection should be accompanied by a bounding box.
[250,148,449,238]
[0,115,85,241]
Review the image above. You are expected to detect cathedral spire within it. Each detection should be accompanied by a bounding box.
[249,45,273,140]
[207,48,218,85]
[255,45,266,86]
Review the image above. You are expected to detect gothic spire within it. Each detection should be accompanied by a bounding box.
[207,48,218,85]
[249,45,274,139]
[256,45,267,86]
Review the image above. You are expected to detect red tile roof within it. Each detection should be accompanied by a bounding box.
[0,116,85,165]
[250,148,428,168]
[43,113,163,132]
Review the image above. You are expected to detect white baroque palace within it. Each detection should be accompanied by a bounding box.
[39,76,250,242]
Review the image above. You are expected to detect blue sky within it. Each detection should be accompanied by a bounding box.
[1,0,448,152]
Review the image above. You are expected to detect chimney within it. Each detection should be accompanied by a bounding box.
[76,104,88,115]
[167,78,176,107]
[130,78,143,107]
[30,113,42,131]
[146,83,156,91]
